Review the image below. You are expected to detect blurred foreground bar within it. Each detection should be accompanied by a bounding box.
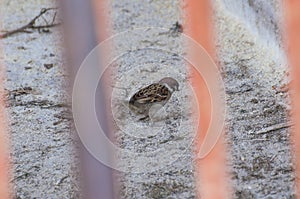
[0,15,12,198]
[0,54,12,199]
[284,0,300,198]
[185,0,230,198]
[60,1,115,199]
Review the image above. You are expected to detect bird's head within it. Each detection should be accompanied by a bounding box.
[159,77,179,92]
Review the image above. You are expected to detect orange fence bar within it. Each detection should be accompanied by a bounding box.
[184,0,230,198]
[284,0,300,198]
[91,0,111,42]
[0,50,12,198]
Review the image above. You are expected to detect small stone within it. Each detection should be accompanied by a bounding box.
[44,63,54,69]
[17,46,26,50]
[250,98,258,103]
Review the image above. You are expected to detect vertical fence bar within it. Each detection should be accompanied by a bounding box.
[0,48,12,198]
[60,1,115,199]
[284,0,300,198]
[184,0,230,198]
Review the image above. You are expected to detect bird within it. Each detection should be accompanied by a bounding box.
[129,77,179,121]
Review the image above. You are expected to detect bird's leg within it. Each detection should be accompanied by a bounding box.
[166,113,182,120]
[139,115,150,121]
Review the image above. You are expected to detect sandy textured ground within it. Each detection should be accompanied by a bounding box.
[0,0,295,198]
[1,0,79,198]
[110,0,196,198]
[215,1,295,198]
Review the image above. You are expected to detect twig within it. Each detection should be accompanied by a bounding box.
[55,175,69,186]
[0,8,60,39]
[256,121,293,135]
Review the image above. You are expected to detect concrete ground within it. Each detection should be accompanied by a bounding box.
[0,0,295,198]
[215,1,295,198]
[1,0,79,198]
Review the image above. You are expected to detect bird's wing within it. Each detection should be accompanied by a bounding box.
[131,83,171,104]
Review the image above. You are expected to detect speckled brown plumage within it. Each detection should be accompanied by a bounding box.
[129,77,179,120]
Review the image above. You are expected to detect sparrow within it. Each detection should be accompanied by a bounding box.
[129,77,179,120]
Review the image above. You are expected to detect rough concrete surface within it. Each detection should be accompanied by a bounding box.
[1,0,79,198]
[110,1,197,199]
[215,0,295,198]
[0,0,295,198]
